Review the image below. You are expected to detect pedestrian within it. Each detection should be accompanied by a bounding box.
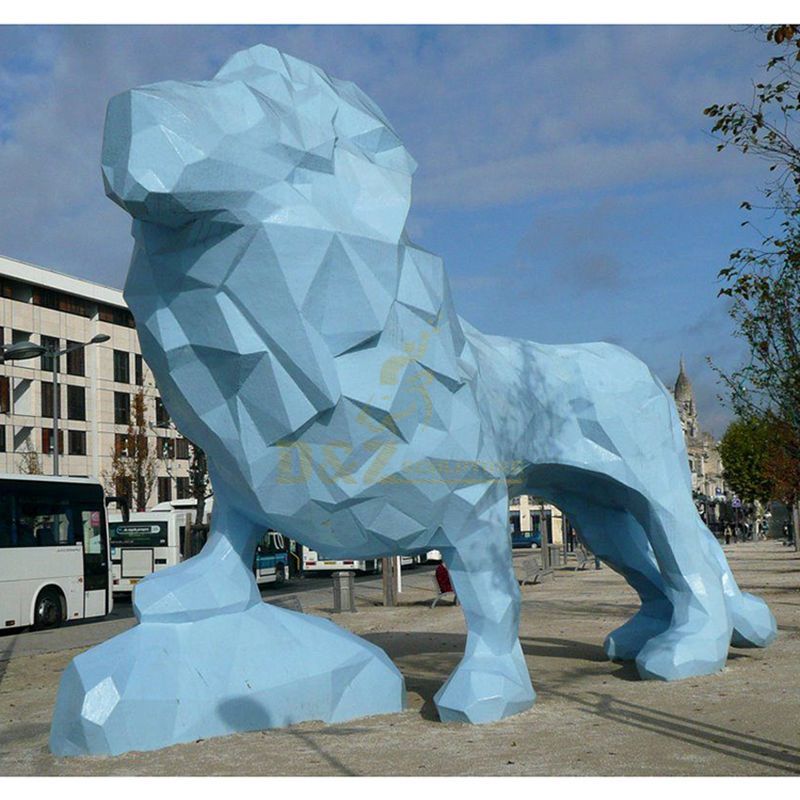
[435,562,455,596]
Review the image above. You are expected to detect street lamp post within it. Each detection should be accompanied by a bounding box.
[1,333,111,475]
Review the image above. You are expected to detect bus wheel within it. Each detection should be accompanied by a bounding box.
[275,565,286,586]
[33,588,64,630]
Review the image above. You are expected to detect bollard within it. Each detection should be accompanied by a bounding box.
[332,570,357,613]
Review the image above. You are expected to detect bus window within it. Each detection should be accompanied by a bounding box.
[17,497,73,547]
[81,510,104,554]
[0,494,13,548]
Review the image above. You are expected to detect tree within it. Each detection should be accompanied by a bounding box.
[719,416,776,504]
[187,442,211,529]
[761,416,800,511]
[158,417,212,556]
[105,435,132,505]
[17,436,43,475]
[101,387,158,511]
[704,24,800,547]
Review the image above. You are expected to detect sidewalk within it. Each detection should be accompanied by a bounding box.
[1,542,798,775]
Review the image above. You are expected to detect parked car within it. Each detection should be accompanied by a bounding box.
[511,530,542,548]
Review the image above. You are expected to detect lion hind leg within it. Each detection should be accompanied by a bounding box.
[699,526,777,648]
[564,499,673,661]
[537,468,733,681]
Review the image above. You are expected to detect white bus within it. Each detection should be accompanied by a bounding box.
[301,547,427,574]
[0,474,113,630]
[301,546,381,574]
[108,509,188,594]
[109,498,211,594]
[151,497,212,526]
[111,499,290,591]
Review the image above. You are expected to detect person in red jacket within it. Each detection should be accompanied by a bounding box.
[435,562,454,595]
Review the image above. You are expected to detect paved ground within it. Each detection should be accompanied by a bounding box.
[0,542,798,776]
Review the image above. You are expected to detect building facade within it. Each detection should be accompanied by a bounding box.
[508,494,568,546]
[0,254,190,508]
[672,358,726,498]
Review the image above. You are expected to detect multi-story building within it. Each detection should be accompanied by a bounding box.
[0,254,191,508]
[672,358,726,499]
[508,494,568,546]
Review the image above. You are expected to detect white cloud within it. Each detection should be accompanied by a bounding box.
[0,24,771,438]
[0,25,775,286]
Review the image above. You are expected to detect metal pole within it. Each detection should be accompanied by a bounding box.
[52,347,59,476]
[393,555,402,596]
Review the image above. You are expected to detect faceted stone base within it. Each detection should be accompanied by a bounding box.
[50,602,405,756]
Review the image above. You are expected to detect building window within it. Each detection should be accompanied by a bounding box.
[98,305,135,328]
[12,329,30,345]
[113,350,130,383]
[40,335,60,372]
[41,382,58,418]
[0,376,9,414]
[67,385,86,421]
[66,341,85,376]
[31,287,59,310]
[175,438,190,460]
[155,397,170,427]
[0,424,5,452]
[115,432,129,456]
[60,294,92,317]
[176,477,190,500]
[157,436,175,459]
[31,287,92,318]
[41,428,64,454]
[114,392,130,425]
[68,430,87,455]
[158,477,172,503]
[135,354,144,386]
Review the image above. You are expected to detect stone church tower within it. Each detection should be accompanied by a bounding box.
[672,358,725,498]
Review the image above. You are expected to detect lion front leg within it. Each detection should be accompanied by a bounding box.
[434,483,535,724]
[133,487,262,623]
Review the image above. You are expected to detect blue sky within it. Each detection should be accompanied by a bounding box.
[0,25,778,436]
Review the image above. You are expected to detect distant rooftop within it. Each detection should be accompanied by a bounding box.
[674,356,693,402]
[0,253,126,309]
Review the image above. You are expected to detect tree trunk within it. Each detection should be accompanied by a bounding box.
[381,557,396,607]
[792,501,800,552]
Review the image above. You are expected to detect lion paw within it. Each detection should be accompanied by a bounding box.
[434,645,535,724]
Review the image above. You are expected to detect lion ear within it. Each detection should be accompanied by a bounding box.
[330,81,418,177]
[348,126,418,176]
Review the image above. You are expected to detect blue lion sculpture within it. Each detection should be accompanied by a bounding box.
[50,45,777,756]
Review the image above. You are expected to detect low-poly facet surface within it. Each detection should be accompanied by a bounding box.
[50,44,777,756]
[51,603,405,756]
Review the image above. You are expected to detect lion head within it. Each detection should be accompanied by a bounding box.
[102,44,417,243]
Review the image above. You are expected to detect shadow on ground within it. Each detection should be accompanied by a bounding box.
[363,628,800,775]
